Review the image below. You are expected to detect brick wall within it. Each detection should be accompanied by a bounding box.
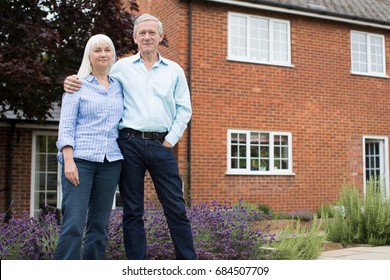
[0,126,34,214]
[138,1,390,212]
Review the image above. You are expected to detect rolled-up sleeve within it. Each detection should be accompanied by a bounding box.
[165,67,192,146]
[56,92,80,151]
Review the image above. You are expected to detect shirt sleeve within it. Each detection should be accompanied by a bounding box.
[165,66,192,146]
[56,92,80,152]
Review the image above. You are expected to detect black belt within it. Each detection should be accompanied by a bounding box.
[122,128,168,140]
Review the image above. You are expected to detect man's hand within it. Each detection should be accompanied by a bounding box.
[64,75,82,93]
[162,140,173,148]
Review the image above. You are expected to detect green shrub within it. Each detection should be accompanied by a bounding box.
[269,216,325,260]
[324,180,390,246]
[317,204,335,218]
[257,203,272,215]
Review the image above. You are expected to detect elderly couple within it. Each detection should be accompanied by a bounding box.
[54,13,196,260]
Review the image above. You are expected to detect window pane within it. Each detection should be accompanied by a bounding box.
[231,159,238,168]
[37,173,46,191]
[36,154,46,172]
[231,145,238,157]
[249,17,269,61]
[46,192,57,208]
[251,146,259,157]
[239,158,247,169]
[47,154,57,172]
[351,32,368,72]
[260,146,269,158]
[251,159,259,171]
[231,15,247,57]
[274,146,280,157]
[282,146,288,158]
[370,36,384,73]
[47,136,58,153]
[36,136,46,153]
[274,159,280,169]
[273,22,288,62]
[261,159,269,171]
[239,145,246,157]
[47,174,57,191]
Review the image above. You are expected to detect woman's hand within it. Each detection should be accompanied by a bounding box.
[62,146,79,186]
[64,159,80,186]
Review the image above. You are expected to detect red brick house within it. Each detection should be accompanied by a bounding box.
[1,0,390,218]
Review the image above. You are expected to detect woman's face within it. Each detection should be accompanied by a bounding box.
[89,42,113,72]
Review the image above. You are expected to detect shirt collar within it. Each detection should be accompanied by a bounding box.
[85,74,115,83]
[134,52,169,66]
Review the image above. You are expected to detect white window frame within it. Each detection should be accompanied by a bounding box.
[350,31,387,78]
[227,12,292,67]
[362,136,389,197]
[30,131,61,218]
[227,129,294,175]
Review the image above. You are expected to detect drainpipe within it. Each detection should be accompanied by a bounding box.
[187,0,193,207]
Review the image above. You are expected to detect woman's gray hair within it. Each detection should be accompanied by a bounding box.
[77,34,116,78]
[134,13,164,35]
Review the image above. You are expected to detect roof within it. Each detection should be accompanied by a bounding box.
[201,0,390,27]
[2,103,61,123]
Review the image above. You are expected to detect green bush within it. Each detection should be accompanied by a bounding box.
[317,204,335,218]
[324,180,390,246]
[268,216,325,260]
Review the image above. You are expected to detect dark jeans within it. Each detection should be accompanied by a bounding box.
[118,131,196,260]
[54,158,122,260]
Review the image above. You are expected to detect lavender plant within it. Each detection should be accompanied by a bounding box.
[1,201,274,260]
[0,210,59,260]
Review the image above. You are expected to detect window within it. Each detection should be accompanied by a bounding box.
[228,12,291,66]
[363,136,389,196]
[31,132,61,219]
[351,31,386,77]
[227,130,293,175]
[113,186,122,209]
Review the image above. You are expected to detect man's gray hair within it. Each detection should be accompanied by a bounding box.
[134,13,164,35]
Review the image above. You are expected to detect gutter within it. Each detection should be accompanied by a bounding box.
[200,0,390,30]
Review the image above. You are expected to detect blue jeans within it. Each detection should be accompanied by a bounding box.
[54,158,122,260]
[118,131,196,260]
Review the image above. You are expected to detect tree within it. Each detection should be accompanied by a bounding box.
[0,0,139,122]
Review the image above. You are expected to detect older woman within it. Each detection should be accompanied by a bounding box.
[54,34,123,259]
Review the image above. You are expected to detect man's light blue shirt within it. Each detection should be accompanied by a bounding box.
[110,52,192,146]
[57,75,124,164]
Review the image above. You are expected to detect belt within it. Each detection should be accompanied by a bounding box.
[122,128,168,140]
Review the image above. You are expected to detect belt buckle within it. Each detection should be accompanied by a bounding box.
[141,132,151,140]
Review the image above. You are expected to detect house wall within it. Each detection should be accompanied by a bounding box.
[138,1,390,212]
[0,126,34,215]
[188,2,390,211]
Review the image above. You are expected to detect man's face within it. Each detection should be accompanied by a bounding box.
[133,20,163,56]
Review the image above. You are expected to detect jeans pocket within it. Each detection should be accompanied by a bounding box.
[118,130,131,141]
